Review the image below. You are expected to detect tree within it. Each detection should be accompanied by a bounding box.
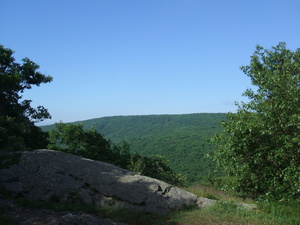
[211,42,300,202]
[47,122,122,164]
[128,153,186,186]
[0,44,53,150]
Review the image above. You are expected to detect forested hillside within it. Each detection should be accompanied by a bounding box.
[42,113,226,184]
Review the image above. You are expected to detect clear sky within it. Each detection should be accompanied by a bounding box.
[1,0,299,125]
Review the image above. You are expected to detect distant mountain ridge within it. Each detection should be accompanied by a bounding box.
[41,113,227,184]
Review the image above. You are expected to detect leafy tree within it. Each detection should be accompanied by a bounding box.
[0,45,53,150]
[212,42,300,202]
[47,122,122,164]
[128,154,186,186]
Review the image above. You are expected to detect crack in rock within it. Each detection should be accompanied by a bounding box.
[162,186,172,195]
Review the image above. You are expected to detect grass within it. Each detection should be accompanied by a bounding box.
[169,201,300,225]
[2,184,300,225]
[185,183,255,203]
[176,183,300,225]
[7,197,300,225]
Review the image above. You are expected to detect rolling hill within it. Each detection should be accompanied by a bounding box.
[41,113,227,184]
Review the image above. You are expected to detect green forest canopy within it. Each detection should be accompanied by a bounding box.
[42,113,226,184]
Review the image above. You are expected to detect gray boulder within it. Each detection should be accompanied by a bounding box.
[0,149,214,214]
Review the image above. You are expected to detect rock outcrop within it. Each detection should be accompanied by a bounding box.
[0,149,214,215]
[0,196,124,225]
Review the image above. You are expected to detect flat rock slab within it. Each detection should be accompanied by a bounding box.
[0,195,124,225]
[0,150,213,214]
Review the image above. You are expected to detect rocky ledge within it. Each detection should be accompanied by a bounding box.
[0,195,124,225]
[0,150,214,218]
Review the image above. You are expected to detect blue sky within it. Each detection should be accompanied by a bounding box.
[1,0,299,124]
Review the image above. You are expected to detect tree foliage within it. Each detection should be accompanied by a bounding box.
[48,122,185,186]
[42,113,225,184]
[212,42,300,202]
[48,122,129,166]
[0,45,52,150]
[128,153,186,186]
